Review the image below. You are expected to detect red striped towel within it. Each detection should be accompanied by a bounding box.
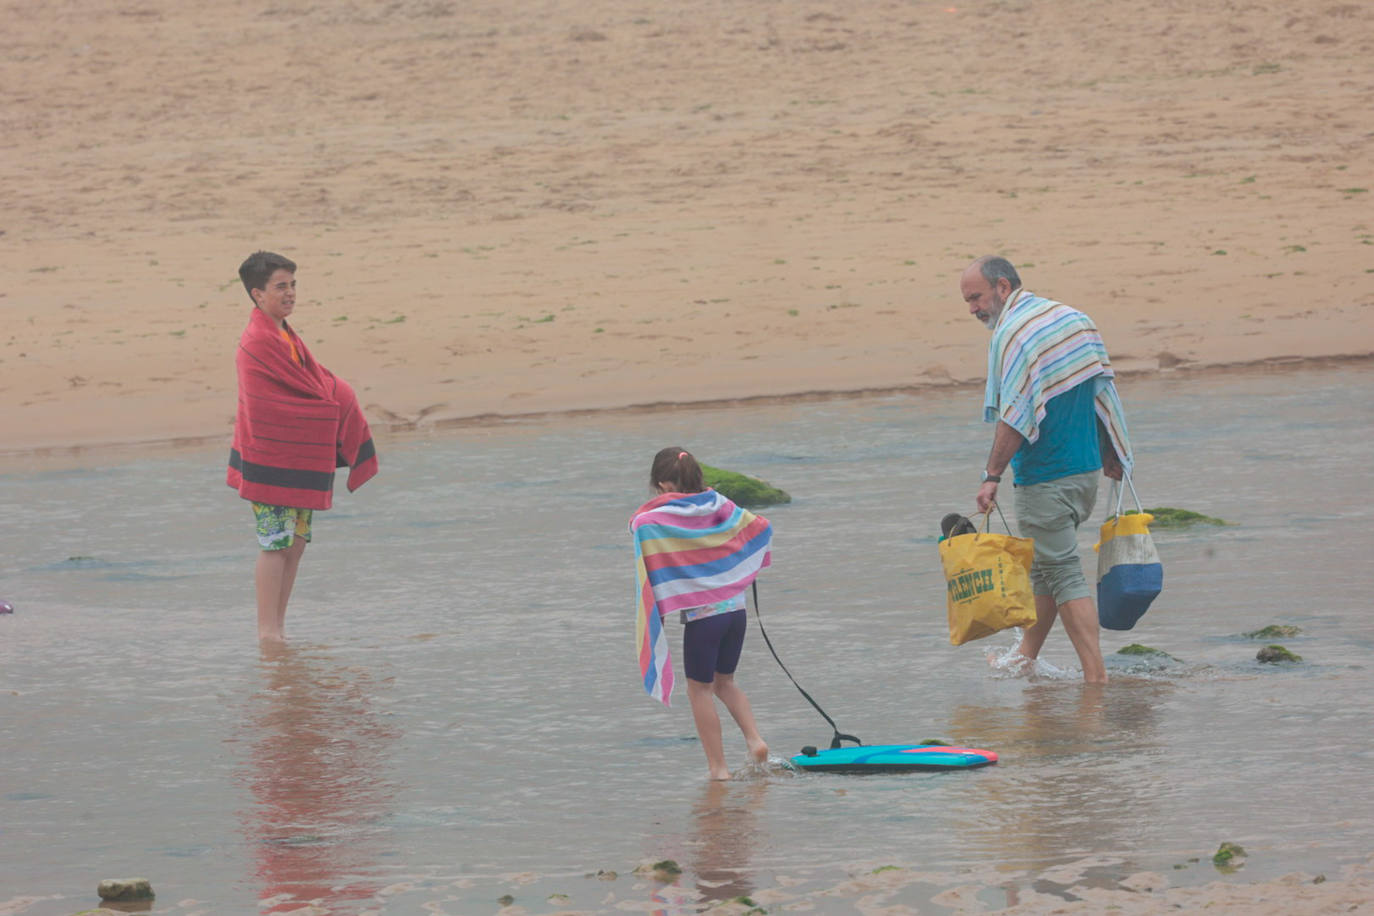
[227,308,378,509]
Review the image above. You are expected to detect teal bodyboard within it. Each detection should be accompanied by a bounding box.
[790,744,998,773]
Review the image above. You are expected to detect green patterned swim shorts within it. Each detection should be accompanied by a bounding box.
[251,502,313,551]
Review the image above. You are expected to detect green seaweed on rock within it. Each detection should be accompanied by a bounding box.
[1117,644,1179,661]
[1140,507,1229,528]
[1244,624,1302,639]
[1257,644,1302,663]
[634,859,683,882]
[701,464,792,508]
[1213,841,1247,870]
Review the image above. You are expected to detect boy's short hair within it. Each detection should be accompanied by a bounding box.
[238,251,297,302]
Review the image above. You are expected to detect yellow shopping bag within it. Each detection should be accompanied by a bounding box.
[938,511,1036,646]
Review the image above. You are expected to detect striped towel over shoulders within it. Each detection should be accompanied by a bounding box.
[984,290,1133,471]
[630,489,772,706]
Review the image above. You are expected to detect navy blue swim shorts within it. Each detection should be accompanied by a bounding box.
[682,608,747,683]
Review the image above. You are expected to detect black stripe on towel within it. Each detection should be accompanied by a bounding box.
[229,449,334,492]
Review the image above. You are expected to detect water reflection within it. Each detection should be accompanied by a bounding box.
[951,682,1169,902]
[690,780,764,904]
[234,645,399,914]
[649,779,766,914]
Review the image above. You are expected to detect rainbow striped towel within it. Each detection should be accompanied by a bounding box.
[985,289,1133,471]
[630,489,773,706]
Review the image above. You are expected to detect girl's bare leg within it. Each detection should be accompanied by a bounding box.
[712,673,768,763]
[687,678,731,780]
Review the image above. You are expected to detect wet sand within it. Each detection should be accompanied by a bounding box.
[5,856,1372,915]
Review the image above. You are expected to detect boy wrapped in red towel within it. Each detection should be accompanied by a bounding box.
[228,307,377,508]
[228,251,378,643]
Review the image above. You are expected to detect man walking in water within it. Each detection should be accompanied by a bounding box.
[961,255,1133,684]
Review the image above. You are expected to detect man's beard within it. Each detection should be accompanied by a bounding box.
[981,290,1006,329]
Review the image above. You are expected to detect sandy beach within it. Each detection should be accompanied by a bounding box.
[3,0,1371,459]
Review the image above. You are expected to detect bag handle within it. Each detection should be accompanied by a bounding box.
[981,501,1015,535]
[1108,471,1145,520]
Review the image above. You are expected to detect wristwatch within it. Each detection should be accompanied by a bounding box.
[980,470,1002,484]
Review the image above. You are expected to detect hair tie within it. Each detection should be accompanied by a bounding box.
[678,451,688,460]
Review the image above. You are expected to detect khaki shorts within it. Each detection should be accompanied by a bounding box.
[252,502,313,551]
[1013,471,1098,604]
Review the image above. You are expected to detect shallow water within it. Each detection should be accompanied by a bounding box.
[2,364,1373,914]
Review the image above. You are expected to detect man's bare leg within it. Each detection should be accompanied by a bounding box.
[1013,593,1060,669]
[1057,595,1107,684]
[1015,593,1107,683]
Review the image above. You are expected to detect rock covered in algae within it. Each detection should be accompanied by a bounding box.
[1257,644,1302,663]
[701,464,791,508]
[1117,643,1180,662]
[1141,507,1229,528]
[1213,841,1247,868]
[634,859,683,882]
[97,877,154,901]
[1244,624,1302,639]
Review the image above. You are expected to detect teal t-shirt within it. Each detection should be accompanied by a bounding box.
[1010,380,1102,486]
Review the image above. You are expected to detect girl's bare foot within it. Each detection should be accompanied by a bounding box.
[747,738,769,764]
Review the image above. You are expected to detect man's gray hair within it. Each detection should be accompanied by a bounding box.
[975,255,1021,290]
